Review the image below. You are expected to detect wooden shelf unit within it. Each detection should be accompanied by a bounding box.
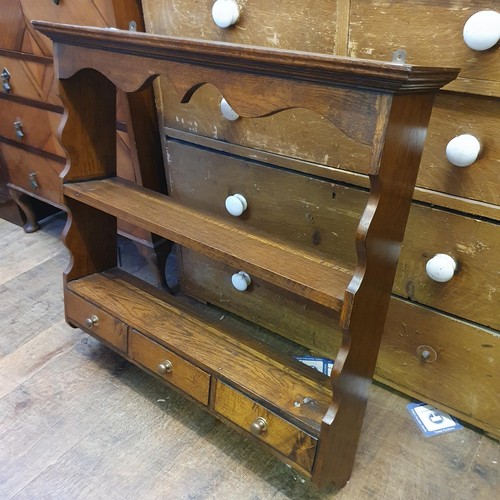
[33,21,457,488]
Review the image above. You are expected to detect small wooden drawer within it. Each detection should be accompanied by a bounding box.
[348,1,500,96]
[65,290,128,352]
[0,100,64,157]
[215,380,317,472]
[128,329,210,405]
[0,55,59,105]
[144,0,339,53]
[1,142,64,205]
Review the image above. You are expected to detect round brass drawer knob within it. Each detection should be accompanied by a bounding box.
[212,0,240,29]
[157,360,173,375]
[425,254,456,283]
[225,193,247,217]
[417,345,437,363]
[463,10,500,51]
[220,98,240,121]
[84,314,99,329]
[250,416,268,436]
[231,271,251,292]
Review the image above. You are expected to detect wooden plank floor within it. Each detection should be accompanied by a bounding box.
[0,214,498,499]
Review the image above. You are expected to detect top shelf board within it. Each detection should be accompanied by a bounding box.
[33,21,459,93]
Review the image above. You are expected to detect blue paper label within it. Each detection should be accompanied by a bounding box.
[407,402,463,437]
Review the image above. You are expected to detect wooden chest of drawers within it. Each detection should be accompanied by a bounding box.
[141,0,499,437]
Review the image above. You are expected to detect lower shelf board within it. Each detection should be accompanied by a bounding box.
[65,268,335,474]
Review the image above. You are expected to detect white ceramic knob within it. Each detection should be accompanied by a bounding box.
[463,11,500,51]
[225,193,247,216]
[445,134,481,167]
[220,98,240,121]
[426,254,457,283]
[212,0,240,28]
[231,271,251,291]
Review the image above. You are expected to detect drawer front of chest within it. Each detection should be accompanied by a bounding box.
[1,142,64,205]
[0,0,45,55]
[418,93,499,206]
[178,247,341,357]
[0,55,58,105]
[0,100,64,157]
[160,80,373,175]
[166,139,363,266]
[381,298,499,436]
[168,140,499,328]
[143,0,339,53]
[348,1,500,96]
[397,205,499,329]
[214,380,317,472]
[65,290,128,352]
[19,0,117,56]
[128,329,211,405]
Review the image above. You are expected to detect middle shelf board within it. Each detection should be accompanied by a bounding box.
[64,177,353,311]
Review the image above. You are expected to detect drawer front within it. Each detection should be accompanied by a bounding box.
[19,0,117,56]
[418,93,500,206]
[179,210,500,331]
[0,100,64,156]
[1,142,64,205]
[143,0,339,53]
[397,204,499,329]
[166,139,363,265]
[178,247,342,357]
[1,0,25,51]
[128,329,210,405]
[214,380,317,472]
[65,290,128,352]
[349,1,500,96]
[380,298,500,437]
[159,81,373,175]
[1,0,47,56]
[181,250,499,435]
[0,55,59,105]
[168,140,499,328]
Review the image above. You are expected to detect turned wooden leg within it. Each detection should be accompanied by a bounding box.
[134,237,174,291]
[8,189,40,233]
